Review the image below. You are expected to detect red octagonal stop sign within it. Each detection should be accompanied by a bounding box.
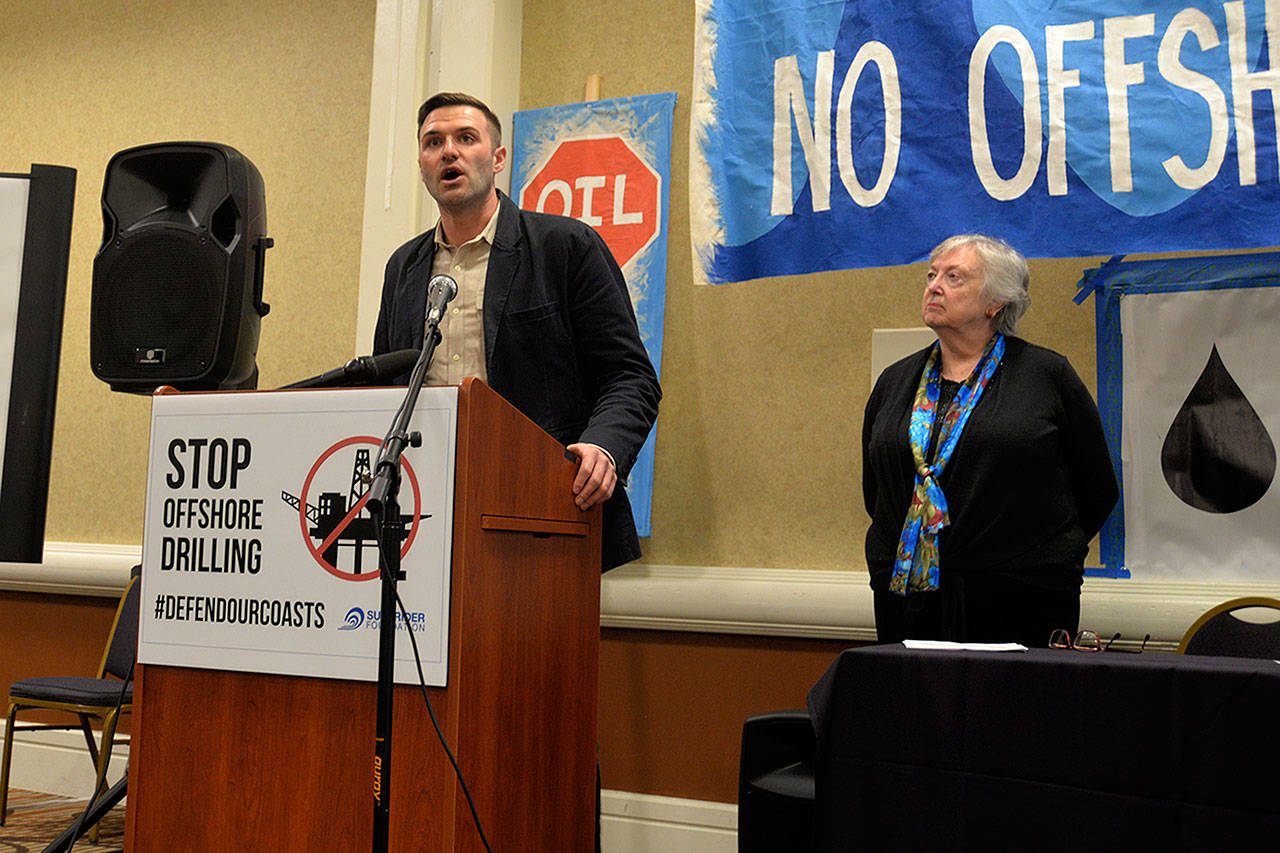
[519,136,661,268]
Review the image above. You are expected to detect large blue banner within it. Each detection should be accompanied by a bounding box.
[691,0,1280,284]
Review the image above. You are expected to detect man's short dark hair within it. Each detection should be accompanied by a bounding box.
[417,92,502,147]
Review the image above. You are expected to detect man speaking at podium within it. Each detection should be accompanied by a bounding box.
[373,91,661,571]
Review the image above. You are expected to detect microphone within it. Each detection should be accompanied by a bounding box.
[425,274,458,327]
[280,349,420,389]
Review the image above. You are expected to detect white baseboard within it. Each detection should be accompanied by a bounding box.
[602,790,737,853]
[2,725,128,800]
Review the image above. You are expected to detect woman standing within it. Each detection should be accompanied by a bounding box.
[862,235,1118,647]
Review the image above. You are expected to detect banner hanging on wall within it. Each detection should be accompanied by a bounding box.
[1081,252,1280,581]
[511,92,675,537]
[692,0,1280,285]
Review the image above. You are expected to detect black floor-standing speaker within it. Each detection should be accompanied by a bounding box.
[91,141,271,393]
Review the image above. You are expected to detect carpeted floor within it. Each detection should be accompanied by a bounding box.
[0,788,125,852]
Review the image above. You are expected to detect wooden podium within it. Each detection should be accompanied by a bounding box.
[125,379,602,851]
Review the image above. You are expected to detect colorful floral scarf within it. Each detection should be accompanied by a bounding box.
[889,333,1005,595]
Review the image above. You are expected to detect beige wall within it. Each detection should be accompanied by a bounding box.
[521,0,1103,573]
[0,0,374,780]
[1,0,374,546]
[6,0,1106,571]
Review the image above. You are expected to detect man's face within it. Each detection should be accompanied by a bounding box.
[417,105,507,213]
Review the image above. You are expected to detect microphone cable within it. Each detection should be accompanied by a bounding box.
[370,504,494,853]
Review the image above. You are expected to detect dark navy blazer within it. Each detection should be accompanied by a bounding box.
[373,192,661,570]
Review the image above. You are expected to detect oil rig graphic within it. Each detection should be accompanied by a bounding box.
[281,448,428,578]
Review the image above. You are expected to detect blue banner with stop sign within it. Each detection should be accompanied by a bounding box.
[511,92,675,538]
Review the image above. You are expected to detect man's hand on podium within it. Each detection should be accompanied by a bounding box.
[567,443,616,510]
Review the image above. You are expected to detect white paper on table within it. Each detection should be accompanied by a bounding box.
[902,640,1028,652]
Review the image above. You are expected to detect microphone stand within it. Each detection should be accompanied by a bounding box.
[364,321,443,853]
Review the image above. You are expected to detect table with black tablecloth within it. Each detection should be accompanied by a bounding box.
[807,644,1280,851]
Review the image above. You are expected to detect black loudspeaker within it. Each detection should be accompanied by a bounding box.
[91,142,271,393]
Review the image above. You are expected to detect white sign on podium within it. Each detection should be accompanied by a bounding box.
[138,387,457,686]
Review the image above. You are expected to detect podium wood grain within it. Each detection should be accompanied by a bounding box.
[126,379,601,851]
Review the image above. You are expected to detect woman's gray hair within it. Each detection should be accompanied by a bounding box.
[929,234,1030,335]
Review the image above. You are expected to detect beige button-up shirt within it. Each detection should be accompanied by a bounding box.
[420,206,615,469]
[423,207,500,386]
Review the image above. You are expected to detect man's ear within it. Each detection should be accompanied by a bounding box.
[493,145,508,176]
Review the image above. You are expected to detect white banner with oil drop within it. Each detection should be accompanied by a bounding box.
[1121,286,1280,580]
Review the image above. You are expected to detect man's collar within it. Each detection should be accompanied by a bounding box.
[434,199,501,250]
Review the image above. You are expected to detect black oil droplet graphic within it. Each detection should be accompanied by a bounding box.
[1161,345,1276,513]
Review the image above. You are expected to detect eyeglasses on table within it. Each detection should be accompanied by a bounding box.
[1049,629,1150,653]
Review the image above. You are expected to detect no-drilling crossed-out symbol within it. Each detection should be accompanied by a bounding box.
[281,436,429,581]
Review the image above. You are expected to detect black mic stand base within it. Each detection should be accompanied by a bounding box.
[41,770,128,853]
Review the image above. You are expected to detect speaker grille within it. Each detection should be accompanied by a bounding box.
[92,229,229,382]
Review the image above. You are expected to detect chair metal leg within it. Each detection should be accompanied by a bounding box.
[1,701,20,826]
[77,715,100,768]
[87,709,120,844]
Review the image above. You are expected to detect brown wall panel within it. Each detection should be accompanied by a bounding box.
[5,601,855,807]
[598,628,861,803]
[0,592,125,730]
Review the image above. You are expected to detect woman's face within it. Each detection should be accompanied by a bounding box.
[921,245,1000,336]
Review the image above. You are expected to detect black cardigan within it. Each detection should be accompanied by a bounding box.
[862,337,1118,592]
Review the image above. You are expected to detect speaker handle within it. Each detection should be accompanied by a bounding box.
[252,236,273,317]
